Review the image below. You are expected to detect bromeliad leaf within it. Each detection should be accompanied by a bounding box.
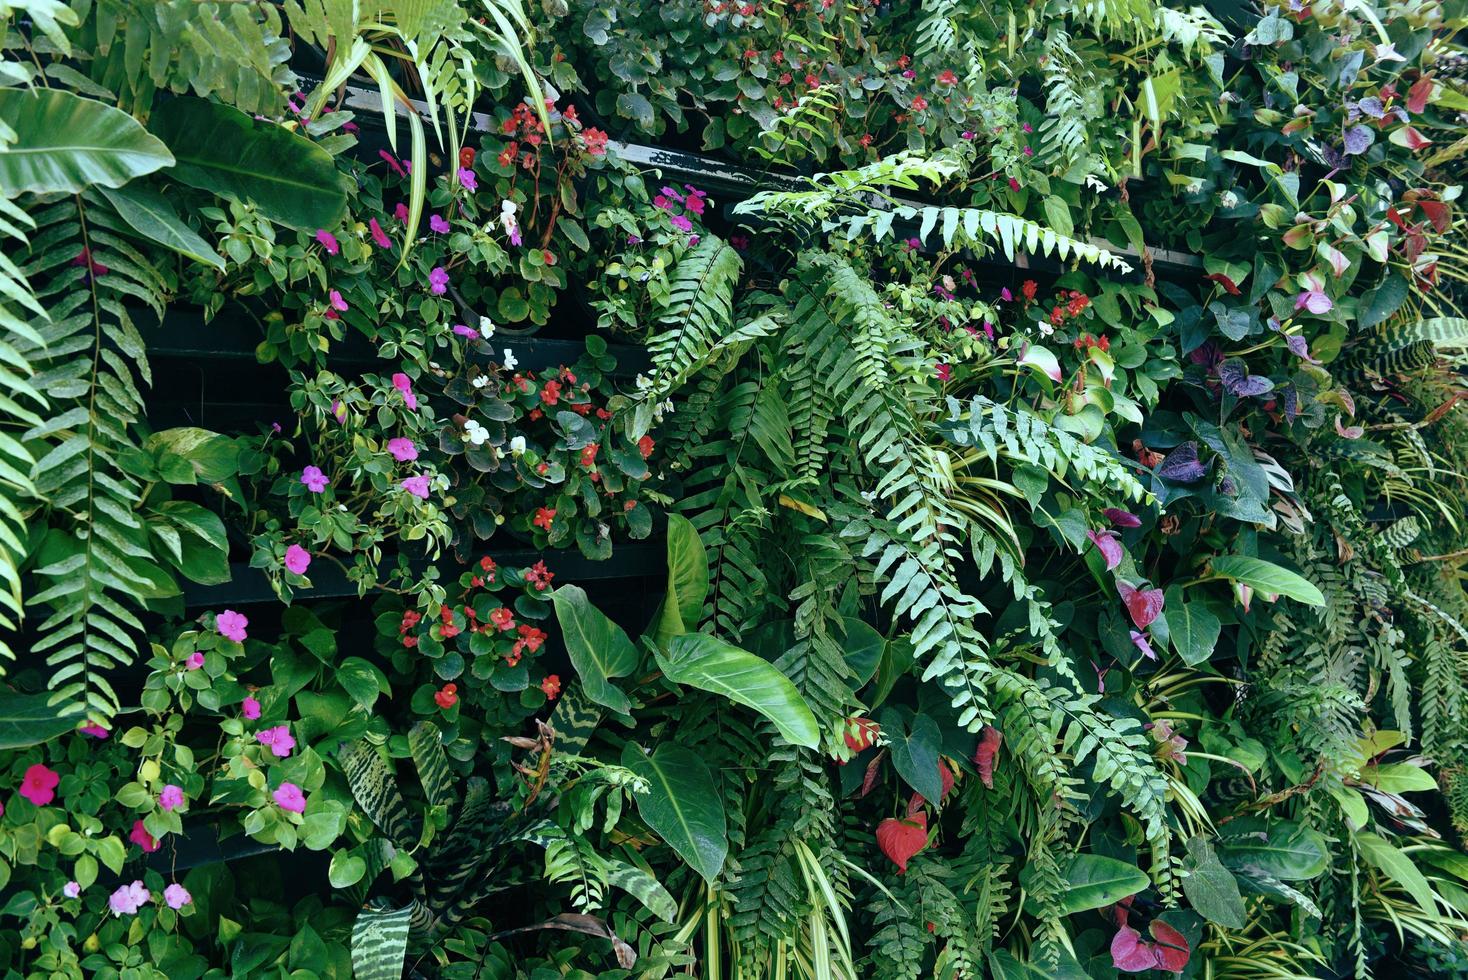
[655,633,820,748]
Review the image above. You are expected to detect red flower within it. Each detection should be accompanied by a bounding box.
[637,435,655,459]
[1112,920,1190,974]
[528,408,543,421]
[480,555,497,580]
[434,684,458,709]
[541,674,562,699]
[1021,279,1038,301]
[859,133,873,147]
[533,507,556,531]
[459,147,476,169]
[525,561,555,591]
[876,812,928,872]
[910,95,929,112]
[439,605,461,639]
[937,69,958,85]
[974,726,1003,788]
[515,624,548,655]
[805,73,820,88]
[580,443,599,468]
[779,72,793,85]
[541,380,562,406]
[490,607,515,631]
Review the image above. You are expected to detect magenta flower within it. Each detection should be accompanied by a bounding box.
[1008,177,1021,192]
[63,881,80,899]
[186,651,205,670]
[19,763,59,806]
[452,323,476,338]
[670,214,693,232]
[402,474,431,499]
[1022,121,1034,133]
[370,217,392,249]
[387,438,418,462]
[108,880,149,917]
[315,229,339,254]
[159,785,184,811]
[430,214,450,234]
[273,782,307,814]
[216,609,248,642]
[329,290,348,312]
[301,465,330,493]
[256,725,295,758]
[378,149,407,177]
[391,372,419,411]
[1295,288,1332,314]
[80,723,109,739]
[242,695,262,720]
[284,544,311,575]
[457,167,478,192]
[935,363,952,382]
[164,883,192,910]
[394,202,409,222]
[1104,507,1142,528]
[129,819,159,853]
[1087,529,1123,571]
[428,266,449,295]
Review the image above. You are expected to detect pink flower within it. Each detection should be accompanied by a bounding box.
[63,881,80,899]
[315,229,339,254]
[428,266,449,295]
[1008,177,1021,192]
[19,763,59,806]
[1104,507,1142,528]
[284,544,311,575]
[387,438,418,462]
[159,785,185,811]
[129,819,159,853]
[1087,529,1123,571]
[164,883,192,910]
[452,323,476,338]
[683,192,707,216]
[935,363,951,381]
[457,167,478,192]
[670,214,693,232]
[79,723,109,739]
[186,652,205,670]
[273,782,307,814]
[391,373,418,411]
[370,217,392,249]
[255,725,295,758]
[329,290,348,312]
[301,465,329,493]
[242,695,261,720]
[108,880,149,917]
[430,214,450,234]
[378,150,407,177]
[330,399,347,424]
[1131,630,1157,660]
[1117,581,1164,629]
[1022,121,1033,133]
[1295,288,1332,314]
[394,202,409,222]
[216,609,248,642]
[402,475,431,499]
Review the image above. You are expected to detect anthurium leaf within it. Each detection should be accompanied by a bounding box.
[551,585,639,715]
[842,617,885,687]
[621,742,727,883]
[656,633,819,748]
[1356,831,1439,916]
[0,691,85,748]
[1217,818,1329,880]
[99,184,225,270]
[1164,587,1221,666]
[1210,555,1324,606]
[652,513,708,644]
[1020,853,1148,914]
[0,88,173,195]
[880,709,943,804]
[147,95,347,231]
[1181,837,1247,928]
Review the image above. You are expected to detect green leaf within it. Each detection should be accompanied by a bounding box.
[0,88,173,195]
[652,513,708,644]
[621,742,727,883]
[1218,818,1329,880]
[1210,555,1324,606]
[1356,831,1438,916]
[842,617,885,687]
[0,691,85,748]
[551,585,639,715]
[147,96,348,231]
[1164,587,1221,666]
[655,633,819,748]
[1358,273,1410,330]
[1021,853,1148,914]
[98,184,225,270]
[880,708,942,804]
[350,904,412,980]
[1181,837,1246,928]
[329,850,366,888]
[338,657,387,710]
[144,428,239,483]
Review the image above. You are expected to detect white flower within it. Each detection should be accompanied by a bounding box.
[510,435,527,455]
[500,199,518,216]
[502,347,518,371]
[634,373,652,391]
[1038,321,1055,337]
[464,419,489,446]
[479,315,496,340]
[472,375,489,389]
[660,399,675,415]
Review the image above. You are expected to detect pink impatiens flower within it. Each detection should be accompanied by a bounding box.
[457,167,478,192]
[315,230,339,254]
[255,725,295,758]
[387,438,418,462]
[391,373,418,411]
[273,782,307,814]
[402,475,431,499]
[164,883,192,910]
[130,819,159,853]
[19,763,59,806]
[63,881,81,899]
[159,785,185,811]
[669,214,693,232]
[430,214,450,234]
[370,217,392,249]
[186,652,205,670]
[242,695,262,720]
[328,290,349,313]
[216,609,248,642]
[428,266,450,295]
[301,465,329,493]
[79,723,109,739]
[108,880,149,917]
[284,544,311,575]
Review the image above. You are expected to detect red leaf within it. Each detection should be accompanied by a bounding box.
[974,726,1003,788]
[843,717,881,755]
[1406,75,1433,115]
[1204,273,1241,295]
[907,759,956,810]
[1418,199,1451,234]
[1117,581,1164,629]
[1088,529,1124,571]
[1111,921,1191,974]
[857,749,886,799]
[1150,920,1191,973]
[877,813,928,873]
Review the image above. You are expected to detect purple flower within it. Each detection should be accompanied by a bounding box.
[80,723,109,739]
[402,475,431,499]
[274,782,307,814]
[453,323,477,338]
[315,230,339,254]
[328,290,348,312]
[108,880,149,917]
[1000,287,1013,302]
[330,399,347,424]
[1295,289,1332,314]
[457,167,477,192]
[159,785,185,811]
[370,217,392,249]
[301,465,329,493]
[284,544,311,575]
[256,725,295,758]
[216,610,248,643]
[1131,630,1157,660]
[670,214,693,232]
[430,214,450,234]
[63,881,80,899]
[961,130,976,140]
[186,652,205,670]
[242,695,261,720]
[164,883,192,910]
[391,373,419,411]
[1103,507,1142,528]
[428,266,449,295]
[387,438,418,462]
[626,234,642,245]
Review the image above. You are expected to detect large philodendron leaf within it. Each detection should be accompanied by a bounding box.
[651,513,708,644]
[147,96,348,231]
[0,89,174,195]
[98,185,226,270]
[621,742,727,883]
[655,633,819,748]
[551,585,640,715]
[1019,853,1149,914]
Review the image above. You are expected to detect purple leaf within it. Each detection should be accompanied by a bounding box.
[1158,442,1207,483]
[1087,530,1124,571]
[1104,507,1142,528]
[1343,125,1374,156]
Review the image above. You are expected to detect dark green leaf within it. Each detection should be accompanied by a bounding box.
[551,585,639,715]
[621,742,727,882]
